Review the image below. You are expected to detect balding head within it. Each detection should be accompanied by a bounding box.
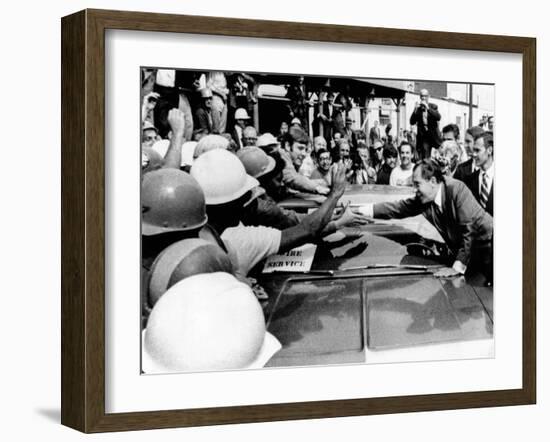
[242,126,258,147]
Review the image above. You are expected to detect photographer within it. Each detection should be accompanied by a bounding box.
[409,88,442,160]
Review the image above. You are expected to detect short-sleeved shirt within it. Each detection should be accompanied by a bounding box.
[389,165,414,186]
[221,224,282,277]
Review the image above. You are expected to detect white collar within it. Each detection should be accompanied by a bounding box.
[434,183,443,210]
[481,162,494,181]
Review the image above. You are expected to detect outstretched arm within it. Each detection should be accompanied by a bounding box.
[279,163,347,252]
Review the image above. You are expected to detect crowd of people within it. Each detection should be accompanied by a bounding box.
[140,69,495,373]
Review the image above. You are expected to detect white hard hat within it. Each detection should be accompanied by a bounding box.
[191,149,259,205]
[256,133,279,148]
[236,146,276,178]
[200,88,213,98]
[181,141,197,166]
[143,272,268,372]
[234,108,251,120]
[193,134,230,159]
[151,139,169,158]
[291,117,301,125]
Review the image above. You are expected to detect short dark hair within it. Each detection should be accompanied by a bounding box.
[383,145,398,159]
[442,123,460,140]
[474,132,494,153]
[398,141,412,154]
[315,148,331,161]
[289,126,310,145]
[466,126,485,139]
[413,159,444,183]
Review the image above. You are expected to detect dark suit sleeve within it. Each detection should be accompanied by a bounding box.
[452,181,487,266]
[373,197,424,219]
[409,108,418,125]
[195,109,209,131]
[427,104,441,121]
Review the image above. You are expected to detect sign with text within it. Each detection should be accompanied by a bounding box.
[262,243,317,273]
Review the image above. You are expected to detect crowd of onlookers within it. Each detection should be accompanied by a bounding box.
[142,70,494,204]
[139,69,495,373]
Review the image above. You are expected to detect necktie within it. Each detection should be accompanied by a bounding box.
[480,172,490,209]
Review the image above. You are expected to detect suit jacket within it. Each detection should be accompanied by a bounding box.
[231,125,244,149]
[453,158,475,183]
[373,177,493,266]
[194,107,213,134]
[464,169,494,216]
[343,128,357,148]
[409,102,442,148]
[313,102,344,141]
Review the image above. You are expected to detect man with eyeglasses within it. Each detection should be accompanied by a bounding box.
[194,88,214,136]
[310,148,333,186]
[409,88,442,160]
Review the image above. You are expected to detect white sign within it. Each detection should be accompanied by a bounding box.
[262,243,317,273]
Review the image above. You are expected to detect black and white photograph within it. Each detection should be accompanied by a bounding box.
[139,68,495,374]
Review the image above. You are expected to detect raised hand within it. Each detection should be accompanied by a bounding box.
[167,108,185,136]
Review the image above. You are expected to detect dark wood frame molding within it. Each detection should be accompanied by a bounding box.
[61,9,536,433]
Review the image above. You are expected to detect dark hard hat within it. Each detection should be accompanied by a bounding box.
[142,169,207,236]
[236,146,276,178]
[148,238,233,306]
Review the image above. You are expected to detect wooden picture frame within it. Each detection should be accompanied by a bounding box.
[61,8,536,433]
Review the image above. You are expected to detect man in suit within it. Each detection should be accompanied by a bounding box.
[465,132,494,216]
[454,126,485,183]
[342,117,357,149]
[314,92,345,143]
[369,120,382,147]
[358,159,493,279]
[194,88,214,136]
[409,89,442,160]
[230,108,251,150]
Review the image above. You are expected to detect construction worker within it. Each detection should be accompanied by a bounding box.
[143,272,281,373]
[190,148,364,278]
[236,146,367,232]
[141,146,164,175]
[237,146,305,229]
[141,168,226,321]
[148,238,234,307]
[193,134,230,159]
[231,107,251,150]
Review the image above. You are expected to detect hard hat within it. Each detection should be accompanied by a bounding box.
[142,120,158,132]
[193,134,230,159]
[256,133,279,148]
[234,108,250,120]
[142,169,208,236]
[291,117,301,125]
[142,146,164,173]
[191,149,259,205]
[181,141,197,166]
[148,238,234,307]
[200,88,213,98]
[151,139,169,158]
[143,272,266,371]
[236,146,276,178]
